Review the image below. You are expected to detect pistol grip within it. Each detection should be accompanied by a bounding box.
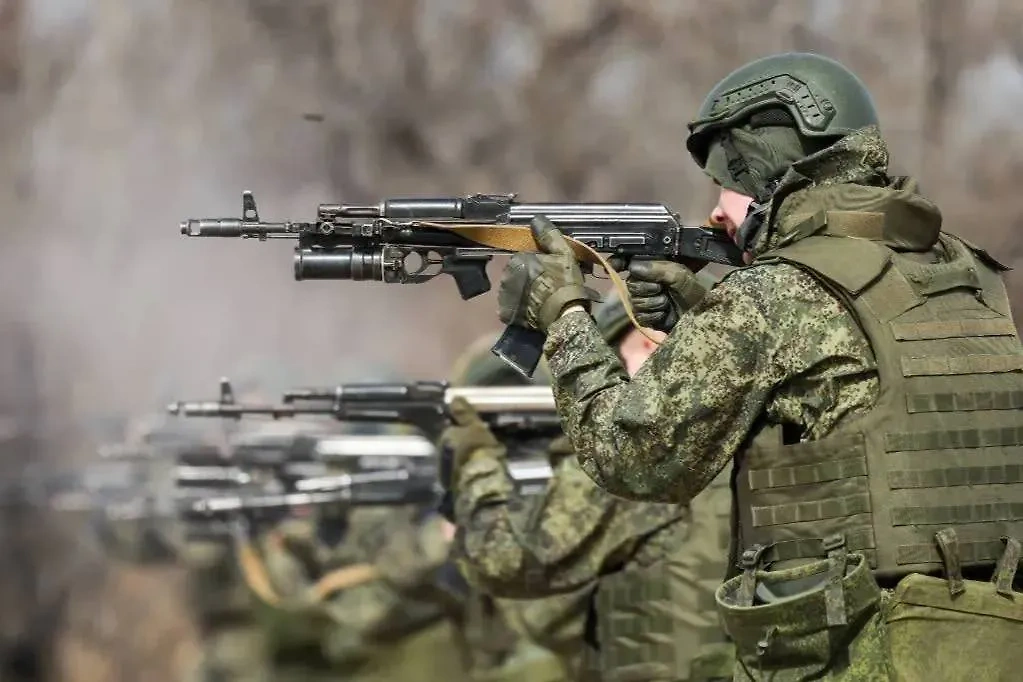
[490,325,546,379]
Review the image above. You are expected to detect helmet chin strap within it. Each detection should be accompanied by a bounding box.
[735,201,769,254]
[734,174,783,254]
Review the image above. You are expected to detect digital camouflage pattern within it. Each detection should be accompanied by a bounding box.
[457,303,739,680]
[716,553,892,680]
[454,437,685,598]
[179,538,272,682]
[541,120,1023,679]
[547,131,896,506]
[448,335,592,682]
[548,264,877,504]
[499,585,593,680]
[248,506,471,681]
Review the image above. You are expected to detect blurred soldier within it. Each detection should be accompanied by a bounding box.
[445,295,734,682]
[181,533,272,682]
[232,423,472,682]
[245,503,471,682]
[447,337,582,682]
[178,417,328,682]
[80,414,262,682]
[496,51,1023,680]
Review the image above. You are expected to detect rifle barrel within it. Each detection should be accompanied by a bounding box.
[312,434,435,460]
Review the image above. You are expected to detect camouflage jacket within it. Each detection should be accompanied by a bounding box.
[453,435,687,599]
[250,506,455,666]
[545,129,903,504]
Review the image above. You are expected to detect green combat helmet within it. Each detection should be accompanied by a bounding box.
[686,52,879,169]
[685,53,880,254]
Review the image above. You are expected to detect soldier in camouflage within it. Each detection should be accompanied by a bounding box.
[233,434,472,682]
[495,52,1023,680]
[181,536,273,682]
[445,304,734,682]
[447,335,586,682]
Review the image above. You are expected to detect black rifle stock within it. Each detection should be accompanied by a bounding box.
[180,192,742,376]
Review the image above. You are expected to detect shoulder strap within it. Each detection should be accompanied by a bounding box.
[758,234,892,296]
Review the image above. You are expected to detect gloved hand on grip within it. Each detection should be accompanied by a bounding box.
[498,216,601,332]
[609,259,709,333]
[439,397,507,485]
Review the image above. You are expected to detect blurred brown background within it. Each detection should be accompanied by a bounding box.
[0,0,1021,679]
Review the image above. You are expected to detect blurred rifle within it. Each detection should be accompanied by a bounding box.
[99,426,443,537]
[168,377,558,439]
[168,378,560,518]
[180,192,743,376]
[187,467,437,519]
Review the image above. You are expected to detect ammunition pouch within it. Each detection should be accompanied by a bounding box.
[716,552,891,681]
[886,535,1023,682]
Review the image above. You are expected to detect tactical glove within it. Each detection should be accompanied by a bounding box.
[439,397,507,484]
[498,216,600,331]
[619,260,708,333]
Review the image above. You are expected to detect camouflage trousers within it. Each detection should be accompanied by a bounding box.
[716,551,1023,681]
[471,640,572,682]
[324,619,470,682]
[189,623,272,682]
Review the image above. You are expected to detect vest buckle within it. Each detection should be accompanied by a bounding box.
[934,527,966,598]
[822,534,848,627]
[737,544,769,607]
[993,536,1021,597]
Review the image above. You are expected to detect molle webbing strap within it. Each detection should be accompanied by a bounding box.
[907,389,1023,413]
[414,221,661,347]
[885,426,1023,452]
[760,528,876,566]
[934,527,965,597]
[993,537,1021,596]
[746,455,867,491]
[888,462,1023,489]
[891,318,1017,341]
[743,432,866,489]
[891,499,1023,526]
[751,492,871,528]
[736,543,768,607]
[745,432,865,467]
[823,534,848,627]
[900,354,1023,377]
[896,537,1019,566]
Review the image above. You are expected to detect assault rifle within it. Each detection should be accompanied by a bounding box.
[168,378,561,517]
[168,378,559,441]
[98,441,251,489]
[188,467,437,518]
[180,192,742,376]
